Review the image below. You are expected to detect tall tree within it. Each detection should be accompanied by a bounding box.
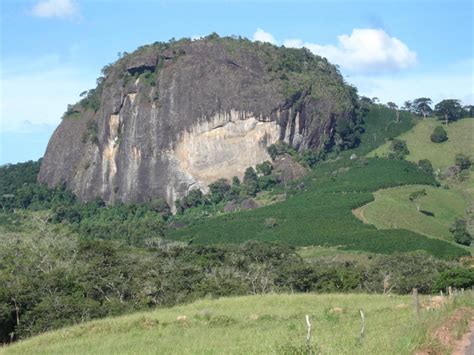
[402,100,413,112]
[409,189,427,212]
[434,99,463,126]
[463,105,474,117]
[412,98,433,119]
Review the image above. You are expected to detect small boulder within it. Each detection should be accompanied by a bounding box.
[272,154,308,184]
[350,153,358,160]
[224,200,239,213]
[240,198,259,211]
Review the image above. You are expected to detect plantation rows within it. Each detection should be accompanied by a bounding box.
[167,158,468,260]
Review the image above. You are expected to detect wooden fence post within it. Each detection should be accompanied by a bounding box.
[448,286,453,299]
[305,315,312,349]
[359,309,365,340]
[413,288,420,320]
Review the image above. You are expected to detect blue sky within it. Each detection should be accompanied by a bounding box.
[1,0,472,164]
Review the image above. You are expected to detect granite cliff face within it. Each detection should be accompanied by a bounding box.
[39,36,357,210]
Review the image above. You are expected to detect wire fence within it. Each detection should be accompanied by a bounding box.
[302,287,474,353]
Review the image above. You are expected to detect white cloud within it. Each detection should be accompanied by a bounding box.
[252,28,277,45]
[32,0,79,19]
[282,39,303,48]
[256,28,417,74]
[304,29,417,74]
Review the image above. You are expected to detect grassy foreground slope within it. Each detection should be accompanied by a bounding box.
[367,118,474,170]
[356,185,466,241]
[3,293,473,355]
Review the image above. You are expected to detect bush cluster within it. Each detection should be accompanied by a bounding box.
[430,126,448,143]
[1,231,470,343]
[388,139,409,160]
[175,162,279,215]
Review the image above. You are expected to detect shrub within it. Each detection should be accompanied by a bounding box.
[450,218,472,246]
[256,161,273,176]
[243,167,258,184]
[455,153,472,171]
[430,126,448,143]
[208,179,231,204]
[264,217,278,228]
[363,252,444,294]
[241,167,259,197]
[228,177,241,200]
[432,267,474,292]
[257,175,278,190]
[149,198,171,218]
[266,142,299,161]
[389,139,409,160]
[418,159,434,176]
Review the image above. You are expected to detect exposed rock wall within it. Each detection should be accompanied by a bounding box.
[39,37,356,210]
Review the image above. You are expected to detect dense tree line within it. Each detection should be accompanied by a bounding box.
[382,97,473,124]
[0,160,41,197]
[1,229,472,343]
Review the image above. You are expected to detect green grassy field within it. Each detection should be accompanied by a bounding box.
[167,158,468,259]
[2,293,472,355]
[367,118,474,170]
[355,185,466,241]
[359,117,474,246]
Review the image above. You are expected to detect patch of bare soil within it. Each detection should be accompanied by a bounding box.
[352,207,368,224]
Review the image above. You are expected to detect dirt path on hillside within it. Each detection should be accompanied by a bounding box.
[416,308,474,355]
[352,206,369,224]
[453,321,474,355]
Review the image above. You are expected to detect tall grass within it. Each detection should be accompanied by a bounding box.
[3,292,472,355]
